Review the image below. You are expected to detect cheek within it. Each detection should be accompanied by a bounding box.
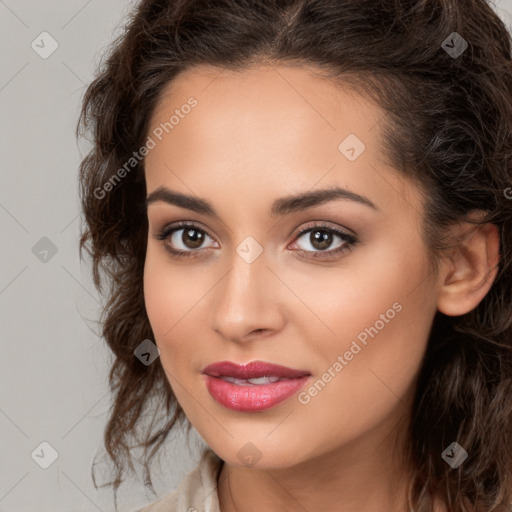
[297,309,428,451]
[291,288,432,451]
[287,234,435,396]
[143,249,204,361]
[284,236,432,343]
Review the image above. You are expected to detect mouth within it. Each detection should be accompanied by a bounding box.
[201,360,312,412]
[214,375,289,385]
[201,360,311,379]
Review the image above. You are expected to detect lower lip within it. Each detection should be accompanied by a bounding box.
[203,375,310,412]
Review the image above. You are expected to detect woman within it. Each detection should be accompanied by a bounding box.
[77,0,512,510]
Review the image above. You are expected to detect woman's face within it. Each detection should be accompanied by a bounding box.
[143,63,440,470]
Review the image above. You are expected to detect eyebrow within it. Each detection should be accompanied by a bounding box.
[145,185,379,217]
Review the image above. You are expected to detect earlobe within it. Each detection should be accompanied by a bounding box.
[436,220,500,317]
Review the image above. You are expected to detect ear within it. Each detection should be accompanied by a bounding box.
[436,213,501,317]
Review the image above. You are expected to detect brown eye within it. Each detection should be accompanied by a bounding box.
[291,223,358,260]
[307,229,334,251]
[295,227,349,253]
[154,223,217,257]
[180,227,205,249]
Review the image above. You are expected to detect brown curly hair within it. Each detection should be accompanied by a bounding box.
[77,0,512,510]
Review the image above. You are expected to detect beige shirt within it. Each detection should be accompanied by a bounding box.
[138,449,224,512]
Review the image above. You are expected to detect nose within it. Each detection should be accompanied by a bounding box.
[210,248,285,343]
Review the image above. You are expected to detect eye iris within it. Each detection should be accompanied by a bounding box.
[183,228,204,249]
[311,229,332,250]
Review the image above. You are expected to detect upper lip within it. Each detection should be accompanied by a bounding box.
[202,360,311,379]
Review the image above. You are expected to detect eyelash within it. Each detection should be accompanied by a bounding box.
[153,221,358,260]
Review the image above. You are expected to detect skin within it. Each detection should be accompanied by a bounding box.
[142,63,500,512]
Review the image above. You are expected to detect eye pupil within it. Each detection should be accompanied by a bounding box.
[183,228,204,248]
[311,230,332,250]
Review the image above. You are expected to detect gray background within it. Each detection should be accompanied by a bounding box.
[1,1,512,511]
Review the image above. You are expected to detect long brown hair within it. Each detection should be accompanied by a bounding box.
[77,1,512,510]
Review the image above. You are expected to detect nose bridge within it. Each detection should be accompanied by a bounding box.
[210,239,282,341]
[218,242,268,316]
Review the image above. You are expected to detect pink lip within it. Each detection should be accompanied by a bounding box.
[201,360,310,379]
[201,360,311,412]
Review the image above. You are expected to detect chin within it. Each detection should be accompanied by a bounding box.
[210,438,308,470]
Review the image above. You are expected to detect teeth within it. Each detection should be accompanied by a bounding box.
[220,375,283,385]
[248,376,281,385]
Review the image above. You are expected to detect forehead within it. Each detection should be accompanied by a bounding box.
[144,64,422,216]
[149,63,382,142]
